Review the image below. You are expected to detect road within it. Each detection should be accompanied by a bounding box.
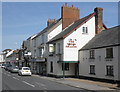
[2,68,90,92]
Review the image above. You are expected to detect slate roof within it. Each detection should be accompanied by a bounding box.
[47,13,96,43]
[33,18,62,39]
[80,25,120,51]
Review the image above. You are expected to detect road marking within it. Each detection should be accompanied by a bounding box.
[12,77,19,80]
[7,74,11,76]
[22,81,35,87]
[35,82,45,86]
[4,73,6,75]
[76,86,80,87]
[43,87,47,89]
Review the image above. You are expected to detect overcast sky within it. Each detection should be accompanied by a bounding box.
[2,2,118,51]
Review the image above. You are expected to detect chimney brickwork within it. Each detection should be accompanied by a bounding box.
[47,19,56,26]
[94,7,104,34]
[62,4,80,29]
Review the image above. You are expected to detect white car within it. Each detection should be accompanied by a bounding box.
[18,67,32,76]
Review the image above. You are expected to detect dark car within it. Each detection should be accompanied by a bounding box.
[5,64,12,71]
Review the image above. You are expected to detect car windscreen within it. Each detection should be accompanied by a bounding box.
[23,68,30,70]
[13,66,19,69]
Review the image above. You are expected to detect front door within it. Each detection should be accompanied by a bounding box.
[75,63,79,77]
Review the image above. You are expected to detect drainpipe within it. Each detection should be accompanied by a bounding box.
[63,62,65,79]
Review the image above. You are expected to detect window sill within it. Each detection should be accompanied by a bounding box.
[56,53,61,55]
[62,70,69,71]
[89,58,95,59]
[89,73,96,75]
[106,75,114,77]
[105,57,113,59]
[105,58,113,61]
[82,33,89,35]
[49,54,54,56]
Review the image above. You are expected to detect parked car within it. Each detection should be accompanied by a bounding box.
[0,64,2,67]
[5,64,12,71]
[1,64,7,69]
[10,66,19,73]
[18,67,32,76]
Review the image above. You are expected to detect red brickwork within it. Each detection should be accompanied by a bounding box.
[62,4,80,29]
[47,19,56,26]
[94,7,103,34]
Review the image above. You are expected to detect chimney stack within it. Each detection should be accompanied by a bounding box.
[61,4,80,30]
[47,19,56,26]
[94,7,103,34]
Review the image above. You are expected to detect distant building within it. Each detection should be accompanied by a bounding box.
[1,49,12,63]
[0,53,4,64]
[22,18,62,74]
[79,26,120,82]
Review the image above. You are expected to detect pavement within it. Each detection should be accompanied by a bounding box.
[32,75,120,91]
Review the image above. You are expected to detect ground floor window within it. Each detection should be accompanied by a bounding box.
[90,65,95,75]
[106,65,114,76]
[62,63,69,71]
[50,61,53,73]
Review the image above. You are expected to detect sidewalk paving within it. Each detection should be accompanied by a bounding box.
[32,75,120,91]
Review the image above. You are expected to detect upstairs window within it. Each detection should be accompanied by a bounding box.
[39,47,44,57]
[34,39,36,47]
[34,50,36,58]
[41,34,44,44]
[49,44,56,54]
[106,48,113,58]
[57,43,60,54]
[89,50,95,59]
[82,27,88,34]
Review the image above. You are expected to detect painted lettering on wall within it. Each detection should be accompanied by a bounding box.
[66,39,77,48]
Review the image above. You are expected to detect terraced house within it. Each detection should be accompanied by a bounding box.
[22,17,62,75]
[79,26,120,83]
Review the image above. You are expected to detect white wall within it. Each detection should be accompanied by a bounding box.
[47,40,64,75]
[0,54,4,63]
[48,24,62,41]
[64,16,95,62]
[79,46,119,81]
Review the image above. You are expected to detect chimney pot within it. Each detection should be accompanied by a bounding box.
[47,19,56,26]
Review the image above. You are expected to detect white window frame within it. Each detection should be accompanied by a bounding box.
[82,26,88,34]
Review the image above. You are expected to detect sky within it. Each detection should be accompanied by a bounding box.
[2,2,118,51]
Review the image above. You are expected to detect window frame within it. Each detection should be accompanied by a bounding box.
[106,65,114,76]
[62,63,69,71]
[57,43,60,54]
[89,65,95,75]
[89,50,95,59]
[82,26,88,34]
[106,48,113,58]
[50,61,53,73]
